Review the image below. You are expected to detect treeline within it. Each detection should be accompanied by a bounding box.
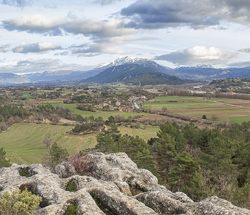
[167,87,250,100]
[71,115,144,135]
[0,103,79,132]
[0,105,29,131]
[96,122,250,209]
[71,116,105,134]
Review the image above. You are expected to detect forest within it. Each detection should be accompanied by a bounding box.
[96,122,250,208]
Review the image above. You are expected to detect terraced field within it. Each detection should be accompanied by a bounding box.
[144,96,250,123]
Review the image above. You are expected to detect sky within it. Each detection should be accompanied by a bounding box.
[0,0,250,74]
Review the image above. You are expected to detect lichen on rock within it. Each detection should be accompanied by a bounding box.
[0,152,249,215]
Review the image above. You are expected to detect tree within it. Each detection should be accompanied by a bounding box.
[168,152,207,200]
[42,136,68,167]
[0,148,10,168]
[50,143,69,166]
[96,127,155,174]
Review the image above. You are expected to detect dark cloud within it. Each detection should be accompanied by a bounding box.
[121,0,250,29]
[155,46,234,65]
[70,44,103,56]
[0,0,31,7]
[13,42,61,53]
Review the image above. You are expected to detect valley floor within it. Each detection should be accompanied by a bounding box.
[144,96,250,123]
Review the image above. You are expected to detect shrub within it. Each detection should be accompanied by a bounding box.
[202,115,207,120]
[0,189,41,215]
[64,201,77,215]
[65,179,78,192]
[70,154,88,175]
[18,167,37,178]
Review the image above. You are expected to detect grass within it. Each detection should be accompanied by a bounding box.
[119,126,158,140]
[144,96,250,123]
[0,123,97,164]
[0,123,159,164]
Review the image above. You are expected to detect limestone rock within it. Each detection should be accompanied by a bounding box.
[136,191,187,214]
[0,152,249,215]
[54,161,76,178]
[190,196,250,215]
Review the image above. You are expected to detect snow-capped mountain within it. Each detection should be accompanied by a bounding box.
[82,57,184,85]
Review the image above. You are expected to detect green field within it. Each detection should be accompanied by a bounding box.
[0,123,97,164]
[119,126,158,140]
[0,123,158,164]
[144,96,250,123]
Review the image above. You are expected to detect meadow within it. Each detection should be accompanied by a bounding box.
[0,123,158,164]
[144,96,250,123]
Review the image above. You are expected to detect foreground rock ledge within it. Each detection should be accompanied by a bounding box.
[0,152,249,215]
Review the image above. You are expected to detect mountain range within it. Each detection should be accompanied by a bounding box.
[0,57,250,86]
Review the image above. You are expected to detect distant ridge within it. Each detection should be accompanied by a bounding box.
[1,57,250,86]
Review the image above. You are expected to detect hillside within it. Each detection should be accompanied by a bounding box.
[82,59,184,85]
[0,152,249,215]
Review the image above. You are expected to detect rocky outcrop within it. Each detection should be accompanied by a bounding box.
[0,152,249,215]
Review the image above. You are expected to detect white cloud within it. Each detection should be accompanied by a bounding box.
[155,46,235,66]
[13,42,61,53]
[187,46,224,60]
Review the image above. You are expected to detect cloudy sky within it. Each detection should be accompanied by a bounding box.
[1,0,250,73]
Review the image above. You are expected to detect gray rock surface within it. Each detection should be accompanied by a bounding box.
[0,152,249,215]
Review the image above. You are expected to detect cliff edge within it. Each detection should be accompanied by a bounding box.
[0,152,249,215]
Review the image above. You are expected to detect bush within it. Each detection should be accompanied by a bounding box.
[65,179,78,192]
[18,167,37,178]
[202,115,207,120]
[0,148,10,168]
[0,189,41,215]
[64,201,77,215]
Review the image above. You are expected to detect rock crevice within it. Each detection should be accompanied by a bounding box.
[0,152,249,215]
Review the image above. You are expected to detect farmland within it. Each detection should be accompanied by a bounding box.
[144,96,250,123]
[0,123,96,164]
[0,123,158,164]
